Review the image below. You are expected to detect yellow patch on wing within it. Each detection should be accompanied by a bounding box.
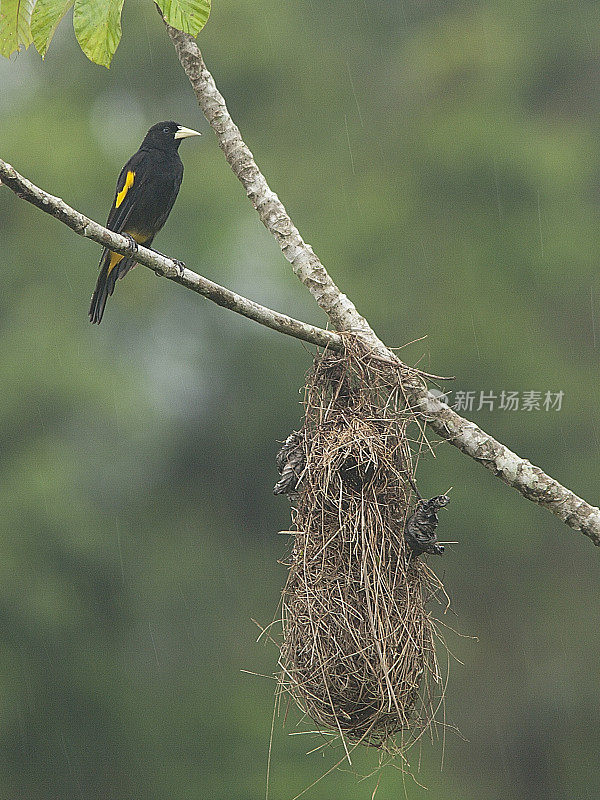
[115,170,135,209]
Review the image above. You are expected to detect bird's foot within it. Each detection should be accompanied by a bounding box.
[147,247,185,278]
[172,259,186,278]
[123,233,138,256]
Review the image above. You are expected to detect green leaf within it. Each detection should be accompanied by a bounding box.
[72,0,125,68]
[0,0,36,58]
[157,0,210,36]
[30,0,73,57]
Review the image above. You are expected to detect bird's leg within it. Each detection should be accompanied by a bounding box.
[147,247,186,278]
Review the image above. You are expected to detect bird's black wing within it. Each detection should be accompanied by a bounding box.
[105,148,151,233]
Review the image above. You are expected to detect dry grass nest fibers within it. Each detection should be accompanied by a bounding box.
[277,345,449,751]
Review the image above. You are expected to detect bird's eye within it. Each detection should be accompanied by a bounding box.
[163,126,170,133]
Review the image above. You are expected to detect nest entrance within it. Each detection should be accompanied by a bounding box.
[277,346,448,751]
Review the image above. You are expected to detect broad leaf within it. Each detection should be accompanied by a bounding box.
[157,0,210,37]
[31,0,73,57]
[73,0,125,68]
[0,0,35,58]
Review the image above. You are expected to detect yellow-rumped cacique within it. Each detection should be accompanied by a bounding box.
[89,121,201,324]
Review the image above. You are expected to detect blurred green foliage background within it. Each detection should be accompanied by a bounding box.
[1,0,600,797]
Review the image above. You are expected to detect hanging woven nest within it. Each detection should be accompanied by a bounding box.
[274,342,450,751]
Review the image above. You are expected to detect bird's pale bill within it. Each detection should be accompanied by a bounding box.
[174,125,202,140]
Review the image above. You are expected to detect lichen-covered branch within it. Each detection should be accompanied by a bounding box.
[0,158,342,351]
[163,21,387,356]
[162,22,600,546]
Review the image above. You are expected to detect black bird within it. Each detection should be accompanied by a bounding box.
[89,121,201,324]
[404,495,450,556]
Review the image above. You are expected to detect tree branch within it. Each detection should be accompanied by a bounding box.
[0,159,343,351]
[163,21,388,357]
[161,21,600,547]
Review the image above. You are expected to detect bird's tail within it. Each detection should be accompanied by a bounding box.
[89,249,134,324]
